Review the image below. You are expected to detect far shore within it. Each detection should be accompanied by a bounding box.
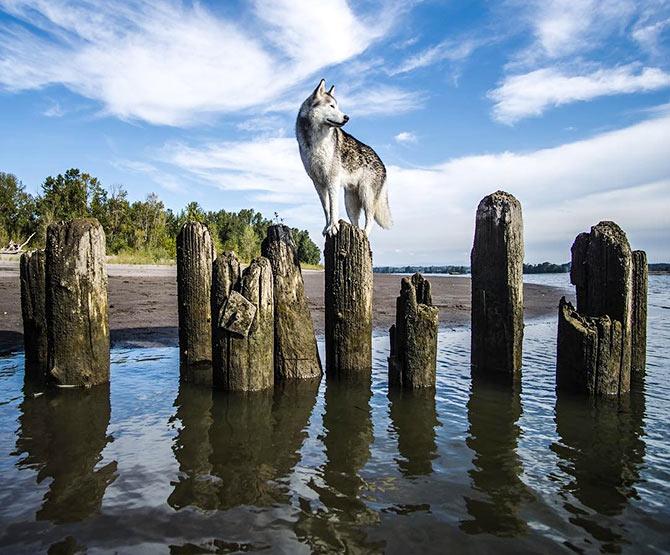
[0,261,570,355]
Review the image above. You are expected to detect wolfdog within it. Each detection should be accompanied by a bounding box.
[296,79,392,237]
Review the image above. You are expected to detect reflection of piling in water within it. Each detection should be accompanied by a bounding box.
[261,225,322,381]
[552,391,645,551]
[20,249,47,382]
[324,221,373,382]
[46,219,109,386]
[211,254,274,391]
[13,385,116,523]
[388,388,439,476]
[388,273,438,390]
[168,382,215,511]
[470,191,524,381]
[557,222,647,396]
[294,380,379,552]
[177,221,214,384]
[461,377,530,536]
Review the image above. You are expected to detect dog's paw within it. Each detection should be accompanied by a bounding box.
[323,222,340,237]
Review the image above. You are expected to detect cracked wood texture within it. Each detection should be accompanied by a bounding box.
[631,250,648,384]
[470,191,524,381]
[388,273,439,389]
[177,221,214,384]
[46,219,110,386]
[569,221,633,395]
[20,249,48,382]
[324,220,373,382]
[261,225,321,381]
[212,254,274,391]
[557,297,624,396]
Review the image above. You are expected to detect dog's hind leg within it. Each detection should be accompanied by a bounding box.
[359,182,376,236]
[344,189,361,228]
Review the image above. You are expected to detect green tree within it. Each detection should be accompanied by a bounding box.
[0,172,35,244]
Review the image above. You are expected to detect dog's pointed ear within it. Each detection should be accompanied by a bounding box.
[327,85,335,95]
[313,79,326,97]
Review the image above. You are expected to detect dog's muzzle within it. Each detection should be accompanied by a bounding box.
[327,115,349,127]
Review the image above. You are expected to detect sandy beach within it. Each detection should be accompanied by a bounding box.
[0,261,567,354]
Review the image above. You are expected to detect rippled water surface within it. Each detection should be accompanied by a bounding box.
[0,274,669,553]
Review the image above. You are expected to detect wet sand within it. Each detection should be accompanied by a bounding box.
[0,261,566,354]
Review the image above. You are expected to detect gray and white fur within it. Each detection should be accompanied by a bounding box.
[296,79,392,237]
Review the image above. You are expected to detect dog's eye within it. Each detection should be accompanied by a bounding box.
[330,104,335,108]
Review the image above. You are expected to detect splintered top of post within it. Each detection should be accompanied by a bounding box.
[264,224,295,246]
[476,191,521,224]
[401,272,433,306]
[47,217,103,235]
[178,220,210,236]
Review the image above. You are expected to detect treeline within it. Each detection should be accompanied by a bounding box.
[375,262,573,275]
[374,265,469,275]
[523,262,570,274]
[0,169,320,264]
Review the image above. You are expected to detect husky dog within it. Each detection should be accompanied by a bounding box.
[296,79,392,237]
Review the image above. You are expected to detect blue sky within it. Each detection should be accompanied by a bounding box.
[1,0,669,265]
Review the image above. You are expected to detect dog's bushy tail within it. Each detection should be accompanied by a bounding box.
[374,182,393,229]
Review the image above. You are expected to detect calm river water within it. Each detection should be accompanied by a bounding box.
[0,274,668,553]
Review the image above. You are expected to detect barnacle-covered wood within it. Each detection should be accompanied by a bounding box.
[212,255,274,391]
[324,220,373,382]
[20,249,48,382]
[470,191,524,380]
[46,219,109,386]
[388,273,438,389]
[177,221,214,384]
[261,224,321,381]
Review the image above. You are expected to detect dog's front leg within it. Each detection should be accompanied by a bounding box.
[324,182,340,236]
[315,184,331,236]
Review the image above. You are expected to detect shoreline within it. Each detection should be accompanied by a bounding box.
[0,262,569,355]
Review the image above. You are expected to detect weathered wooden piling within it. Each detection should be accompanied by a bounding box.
[557,297,624,396]
[20,249,48,381]
[46,219,109,386]
[324,220,373,381]
[388,273,439,389]
[261,225,321,381]
[470,191,524,380]
[561,221,635,396]
[631,250,648,382]
[177,221,214,384]
[212,254,274,391]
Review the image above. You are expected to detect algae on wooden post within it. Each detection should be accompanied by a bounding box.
[46,218,109,386]
[212,254,274,391]
[261,224,321,381]
[470,191,524,380]
[20,249,48,382]
[324,220,373,382]
[177,221,215,384]
[388,273,439,389]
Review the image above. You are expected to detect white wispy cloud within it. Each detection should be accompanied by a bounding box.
[0,0,399,126]
[489,64,670,124]
[394,131,417,144]
[340,86,427,117]
[389,38,478,75]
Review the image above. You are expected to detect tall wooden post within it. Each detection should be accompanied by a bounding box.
[212,255,274,391]
[388,273,439,389]
[20,249,48,382]
[261,225,321,381]
[177,221,214,384]
[631,250,648,384]
[470,191,524,380]
[46,219,109,386]
[324,220,373,382]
